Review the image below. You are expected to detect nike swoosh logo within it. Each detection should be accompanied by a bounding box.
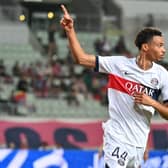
[123,71,135,75]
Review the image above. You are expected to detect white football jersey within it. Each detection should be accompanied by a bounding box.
[96,56,168,147]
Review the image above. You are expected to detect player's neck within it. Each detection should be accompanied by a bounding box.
[136,55,153,70]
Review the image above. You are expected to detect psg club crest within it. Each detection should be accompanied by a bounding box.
[151,78,158,87]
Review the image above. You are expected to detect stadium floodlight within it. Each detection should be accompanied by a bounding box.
[48,11,55,19]
[19,14,26,22]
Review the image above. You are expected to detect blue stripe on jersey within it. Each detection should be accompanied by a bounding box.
[94,56,99,72]
[141,84,161,101]
[163,99,168,103]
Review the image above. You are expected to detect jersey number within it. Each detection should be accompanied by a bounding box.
[112,147,128,161]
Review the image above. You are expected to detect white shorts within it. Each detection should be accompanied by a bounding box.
[103,131,145,168]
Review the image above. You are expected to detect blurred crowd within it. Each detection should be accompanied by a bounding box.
[3,26,168,117]
[0,29,134,116]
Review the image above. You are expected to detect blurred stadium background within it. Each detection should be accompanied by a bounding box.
[0,0,168,167]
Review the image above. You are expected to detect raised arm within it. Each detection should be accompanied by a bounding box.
[60,5,96,68]
[133,92,168,120]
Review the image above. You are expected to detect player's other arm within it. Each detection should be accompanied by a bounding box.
[60,5,96,68]
[133,92,168,120]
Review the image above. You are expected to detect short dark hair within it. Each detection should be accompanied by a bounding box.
[135,27,162,50]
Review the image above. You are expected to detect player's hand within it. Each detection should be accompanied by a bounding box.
[133,91,154,106]
[60,4,74,32]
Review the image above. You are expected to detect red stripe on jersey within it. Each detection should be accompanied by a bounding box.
[108,74,144,95]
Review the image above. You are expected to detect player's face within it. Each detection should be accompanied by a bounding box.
[146,36,166,62]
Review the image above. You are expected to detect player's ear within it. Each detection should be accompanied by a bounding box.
[141,43,149,52]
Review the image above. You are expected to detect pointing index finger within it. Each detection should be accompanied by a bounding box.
[61,4,69,15]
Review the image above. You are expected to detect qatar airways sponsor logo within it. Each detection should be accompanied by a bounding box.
[125,82,155,96]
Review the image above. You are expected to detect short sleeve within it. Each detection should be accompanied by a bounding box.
[95,55,124,74]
